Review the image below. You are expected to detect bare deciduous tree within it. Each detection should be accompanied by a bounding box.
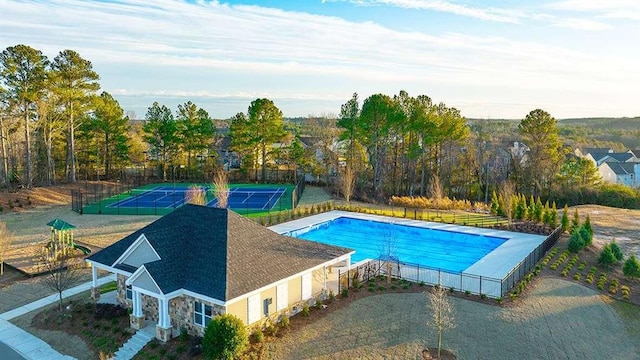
[213,169,229,208]
[185,185,206,205]
[379,228,397,286]
[429,174,443,200]
[0,221,13,275]
[339,165,356,204]
[38,246,82,311]
[427,285,455,359]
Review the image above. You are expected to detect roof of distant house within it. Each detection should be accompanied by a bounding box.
[87,205,353,301]
[603,162,636,175]
[603,152,634,163]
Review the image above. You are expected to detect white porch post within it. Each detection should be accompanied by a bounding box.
[133,291,143,317]
[90,265,100,300]
[130,290,145,330]
[156,298,172,342]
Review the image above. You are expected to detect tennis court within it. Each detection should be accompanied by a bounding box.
[108,186,287,211]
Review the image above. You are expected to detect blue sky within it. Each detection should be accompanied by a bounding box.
[1,0,639,119]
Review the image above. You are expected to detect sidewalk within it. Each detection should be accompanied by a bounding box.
[0,275,116,360]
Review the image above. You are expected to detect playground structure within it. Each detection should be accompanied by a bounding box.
[44,219,91,259]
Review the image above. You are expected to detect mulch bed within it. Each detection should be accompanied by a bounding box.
[31,301,133,357]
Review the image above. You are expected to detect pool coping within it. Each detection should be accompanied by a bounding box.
[269,211,547,281]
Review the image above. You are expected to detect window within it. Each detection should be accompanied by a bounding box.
[126,285,132,300]
[263,298,272,317]
[194,301,213,327]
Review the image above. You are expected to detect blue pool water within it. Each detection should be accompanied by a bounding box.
[293,217,507,273]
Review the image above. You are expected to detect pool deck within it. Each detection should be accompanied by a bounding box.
[270,211,547,281]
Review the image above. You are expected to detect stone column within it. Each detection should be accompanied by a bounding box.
[130,290,145,329]
[90,265,100,300]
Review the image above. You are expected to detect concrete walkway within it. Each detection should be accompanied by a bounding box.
[0,274,116,360]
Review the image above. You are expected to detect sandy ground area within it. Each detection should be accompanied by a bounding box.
[572,205,640,257]
[265,277,640,360]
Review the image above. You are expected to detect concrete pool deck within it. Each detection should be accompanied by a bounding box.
[270,211,547,296]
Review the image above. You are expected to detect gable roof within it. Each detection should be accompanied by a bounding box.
[87,205,353,301]
[602,152,634,163]
[603,162,636,176]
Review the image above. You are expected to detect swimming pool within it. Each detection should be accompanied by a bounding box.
[272,211,549,297]
[292,217,507,273]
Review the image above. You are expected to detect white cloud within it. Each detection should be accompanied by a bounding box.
[547,0,640,21]
[551,17,613,31]
[0,0,637,118]
[333,0,521,23]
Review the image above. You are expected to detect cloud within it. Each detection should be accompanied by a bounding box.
[0,0,637,118]
[551,17,613,31]
[332,0,521,23]
[547,0,640,21]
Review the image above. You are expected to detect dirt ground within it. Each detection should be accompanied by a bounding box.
[572,205,640,257]
[265,277,640,360]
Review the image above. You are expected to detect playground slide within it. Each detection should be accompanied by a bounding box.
[74,244,92,255]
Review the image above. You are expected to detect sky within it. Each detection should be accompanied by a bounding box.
[1,0,639,119]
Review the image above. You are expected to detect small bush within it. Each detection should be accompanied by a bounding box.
[573,273,581,281]
[610,241,624,262]
[449,287,454,293]
[202,314,248,360]
[301,304,310,317]
[279,315,290,329]
[251,328,264,344]
[598,245,616,267]
[623,255,640,278]
[341,289,349,298]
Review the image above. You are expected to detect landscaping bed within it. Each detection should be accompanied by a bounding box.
[30,301,133,357]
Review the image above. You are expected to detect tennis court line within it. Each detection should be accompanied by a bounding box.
[261,188,286,210]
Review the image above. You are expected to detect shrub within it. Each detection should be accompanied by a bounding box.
[301,303,310,317]
[341,289,349,298]
[203,314,248,360]
[567,230,584,253]
[598,245,616,267]
[573,273,581,281]
[577,261,586,271]
[623,255,640,278]
[279,315,290,329]
[449,287,454,293]
[561,204,569,232]
[579,225,592,247]
[610,241,624,262]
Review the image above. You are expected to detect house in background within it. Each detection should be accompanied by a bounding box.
[86,205,353,342]
[598,162,640,188]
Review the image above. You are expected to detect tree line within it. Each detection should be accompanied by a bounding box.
[2,44,636,209]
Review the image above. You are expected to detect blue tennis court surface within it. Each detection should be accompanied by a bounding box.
[294,217,507,273]
[108,186,286,211]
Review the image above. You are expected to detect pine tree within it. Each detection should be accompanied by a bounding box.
[610,240,624,263]
[550,202,558,228]
[534,197,543,223]
[568,230,584,253]
[490,191,499,215]
[623,255,640,279]
[561,204,569,233]
[598,244,615,267]
[571,209,580,232]
[527,195,535,221]
[584,215,593,236]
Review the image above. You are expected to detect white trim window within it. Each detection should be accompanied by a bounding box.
[126,285,133,300]
[194,301,213,327]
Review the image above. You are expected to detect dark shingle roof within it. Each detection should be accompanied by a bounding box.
[87,205,352,301]
[603,152,634,162]
[605,162,636,175]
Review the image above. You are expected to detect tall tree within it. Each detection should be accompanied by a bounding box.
[143,102,179,180]
[50,50,100,183]
[247,98,287,182]
[87,92,130,178]
[229,112,255,172]
[358,93,399,196]
[337,93,360,165]
[176,101,215,177]
[0,87,13,186]
[0,45,49,188]
[518,109,562,196]
[36,80,65,185]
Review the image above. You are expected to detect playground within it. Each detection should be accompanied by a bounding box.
[3,218,98,276]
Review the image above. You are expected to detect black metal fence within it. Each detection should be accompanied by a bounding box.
[292,175,306,208]
[338,225,563,298]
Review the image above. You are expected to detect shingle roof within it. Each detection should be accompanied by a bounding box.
[604,162,636,175]
[87,205,353,301]
[603,152,634,162]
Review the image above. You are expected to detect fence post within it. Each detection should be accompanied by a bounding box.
[479,276,482,296]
